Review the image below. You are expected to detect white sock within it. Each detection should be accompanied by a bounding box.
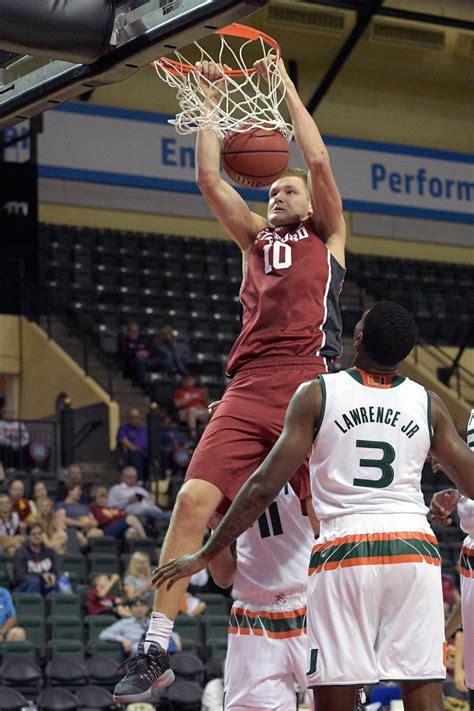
[144,612,174,652]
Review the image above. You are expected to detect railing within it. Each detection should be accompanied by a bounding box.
[0,258,118,398]
[0,417,60,472]
[413,339,473,403]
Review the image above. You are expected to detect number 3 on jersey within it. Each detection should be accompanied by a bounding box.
[263,242,292,274]
[353,439,395,489]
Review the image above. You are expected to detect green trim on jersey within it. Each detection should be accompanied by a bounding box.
[309,536,440,573]
[346,369,406,388]
[229,609,307,635]
[425,388,433,444]
[314,375,326,437]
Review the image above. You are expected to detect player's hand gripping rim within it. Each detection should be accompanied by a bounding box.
[152,551,208,590]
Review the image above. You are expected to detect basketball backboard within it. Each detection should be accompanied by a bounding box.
[0,0,267,130]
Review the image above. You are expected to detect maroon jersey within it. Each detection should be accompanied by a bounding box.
[226,218,345,376]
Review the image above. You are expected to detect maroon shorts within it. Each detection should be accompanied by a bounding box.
[184,356,328,514]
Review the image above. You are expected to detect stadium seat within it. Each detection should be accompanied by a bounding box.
[47,640,86,662]
[0,687,29,711]
[166,679,203,710]
[37,687,78,711]
[199,593,229,616]
[206,637,228,657]
[85,655,120,688]
[170,652,205,684]
[49,615,84,641]
[48,593,81,617]
[75,685,115,710]
[88,554,121,577]
[174,617,203,647]
[58,553,87,583]
[87,536,120,556]
[1,658,42,699]
[1,640,37,663]
[123,536,158,561]
[12,592,45,618]
[87,640,124,664]
[85,614,117,642]
[17,614,46,651]
[203,615,229,643]
[45,657,89,689]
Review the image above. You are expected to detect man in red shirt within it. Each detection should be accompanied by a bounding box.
[114,55,345,702]
[172,374,208,441]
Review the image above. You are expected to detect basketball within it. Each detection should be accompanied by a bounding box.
[222,127,289,188]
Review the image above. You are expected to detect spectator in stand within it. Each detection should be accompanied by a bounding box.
[90,485,146,540]
[56,483,103,548]
[35,498,68,555]
[123,552,155,605]
[12,522,58,595]
[0,586,17,640]
[160,413,193,475]
[6,626,27,642]
[132,326,189,385]
[173,374,209,441]
[0,493,24,556]
[29,480,49,517]
[117,409,149,484]
[87,573,130,618]
[9,479,34,522]
[0,407,30,470]
[57,464,92,505]
[99,596,181,658]
[120,322,150,380]
[107,467,172,531]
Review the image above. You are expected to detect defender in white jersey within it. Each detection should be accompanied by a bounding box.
[208,485,315,710]
[430,408,474,703]
[156,302,474,711]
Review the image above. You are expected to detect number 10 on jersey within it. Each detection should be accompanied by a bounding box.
[263,242,292,274]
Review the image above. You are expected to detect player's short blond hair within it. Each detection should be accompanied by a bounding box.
[274,168,308,188]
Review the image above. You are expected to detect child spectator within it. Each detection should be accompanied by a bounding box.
[35,497,68,555]
[91,486,146,540]
[56,483,103,547]
[123,552,154,605]
[9,479,34,522]
[173,374,209,441]
[0,586,17,640]
[6,626,27,642]
[12,522,58,595]
[0,493,24,556]
[87,573,130,618]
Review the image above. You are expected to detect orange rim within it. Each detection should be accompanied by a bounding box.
[153,22,280,78]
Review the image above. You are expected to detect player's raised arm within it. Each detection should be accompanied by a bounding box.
[153,379,322,588]
[195,62,266,254]
[254,57,344,250]
[430,393,474,498]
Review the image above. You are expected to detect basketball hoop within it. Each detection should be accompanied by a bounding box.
[153,24,293,141]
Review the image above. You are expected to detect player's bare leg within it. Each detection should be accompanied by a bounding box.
[152,479,223,618]
[114,479,223,702]
[312,685,359,711]
[400,680,443,711]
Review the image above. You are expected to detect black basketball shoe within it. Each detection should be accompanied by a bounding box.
[113,641,175,702]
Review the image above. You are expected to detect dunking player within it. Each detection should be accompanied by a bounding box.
[155,302,474,711]
[114,54,345,701]
[208,484,315,709]
[430,408,474,708]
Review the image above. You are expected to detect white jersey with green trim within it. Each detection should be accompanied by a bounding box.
[458,408,474,537]
[232,485,314,605]
[310,368,431,521]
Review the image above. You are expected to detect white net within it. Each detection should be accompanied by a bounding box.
[153,27,293,141]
